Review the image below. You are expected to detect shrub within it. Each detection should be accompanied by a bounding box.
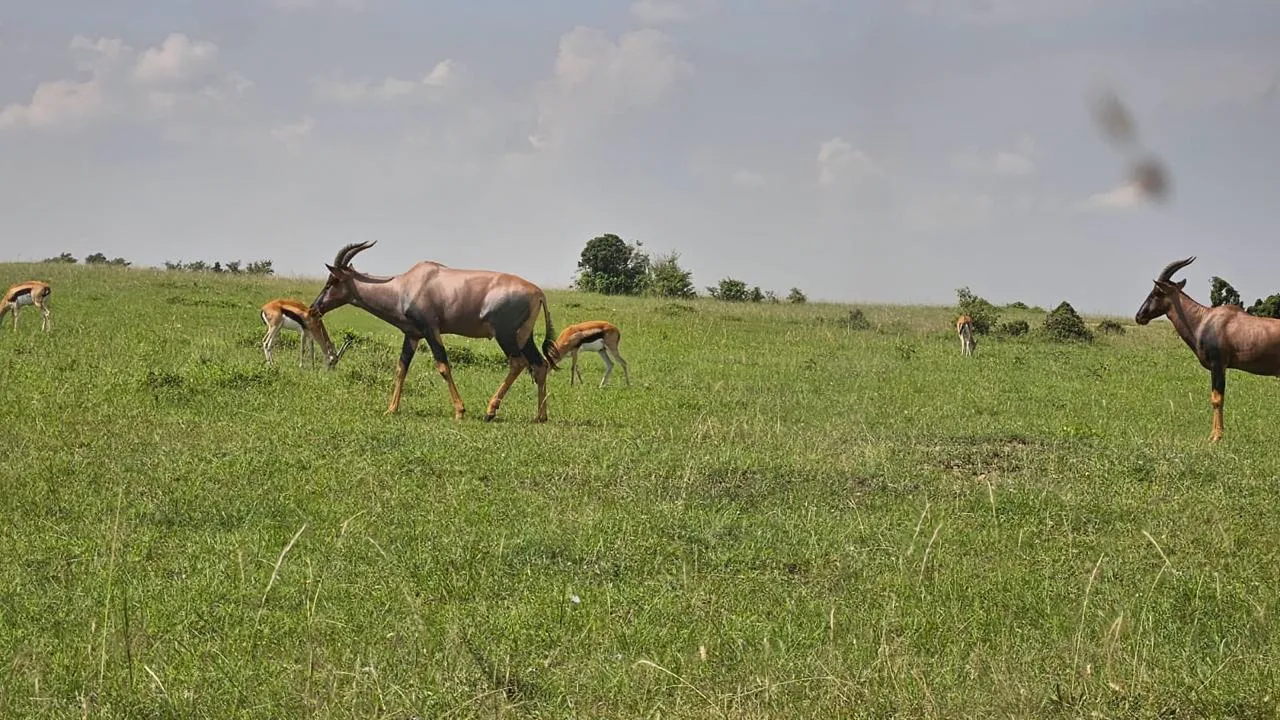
[995,320,1030,337]
[787,288,808,304]
[840,308,871,331]
[42,252,77,264]
[647,251,696,299]
[955,287,1000,335]
[1042,301,1093,342]
[1247,294,1280,318]
[1097,320,1125,335]
[708,278,750,302]
[1005,301,1029,310]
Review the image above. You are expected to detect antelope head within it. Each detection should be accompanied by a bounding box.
[312,240,377,316]
[1135,256,1195,325]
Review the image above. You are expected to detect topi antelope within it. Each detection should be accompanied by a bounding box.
[1,281,51,332]
[310,241,561,422]
[956,314,976,357]
[555,320,630,387]
[1134,256,1280,443]
[260,298,350,368]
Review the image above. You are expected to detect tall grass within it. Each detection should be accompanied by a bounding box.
[1,262,1277,718]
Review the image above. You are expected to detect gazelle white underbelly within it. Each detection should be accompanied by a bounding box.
[579,338,605,352]
[11,293,34,307]
[280,316,304,332]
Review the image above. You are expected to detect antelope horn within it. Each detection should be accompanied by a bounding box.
[333,240,377,269]
[336,338,353,360]
[1156,256,1196,283]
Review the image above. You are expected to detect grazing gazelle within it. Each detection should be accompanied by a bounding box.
[956,314,976,357]
[1135,256,1280,443]
[1,281,51,333]
[555,320,630,387]
[260,298,350,368]
[310,241,561,422]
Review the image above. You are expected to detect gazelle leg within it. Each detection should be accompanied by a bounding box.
[37,302,50,332]
[610,346,630,386]
[422,331,465,420]
[569,349,580,385]
[11,305,18,331]
[1210,364,1225,443]
[262,327,278,363]
[486,357,527,420]
[598,349,614,388]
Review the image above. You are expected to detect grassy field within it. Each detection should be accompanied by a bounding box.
[2,262,1278,719]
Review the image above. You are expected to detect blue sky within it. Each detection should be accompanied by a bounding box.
[0,0,1277,313]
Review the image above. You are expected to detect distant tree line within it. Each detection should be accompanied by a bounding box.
[573,233,808,304]
[39,251,273,276]
[162,259,274,275]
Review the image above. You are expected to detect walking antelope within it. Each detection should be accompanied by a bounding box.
[555,320,630,387]
[260,298,350,367]
[310,241,561,422]
[1,281,51,332]
[1134,256,1280,443]
[956,314,976,357]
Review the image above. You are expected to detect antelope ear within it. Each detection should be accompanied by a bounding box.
[325,264,339,275]
[1175,279,1187,290]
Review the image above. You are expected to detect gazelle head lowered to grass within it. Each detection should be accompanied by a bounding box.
[260,298,351,368]
[1,281,52,333]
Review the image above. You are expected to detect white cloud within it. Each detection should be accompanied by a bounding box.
[271,115,315,150]
[817,137,879,186]
[951,135,1037,177]
[310,60,465,103]
[1083,182,1142,210]
[133,33,219,87]
[630,0,718,25]
[0,33,246,132]
[730,169,766,187]
[529,26,692,151]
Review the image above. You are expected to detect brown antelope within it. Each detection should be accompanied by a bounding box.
[309,241,561,422]
[1134,256,1280,443]
[555,320,630,387]
[1,281,51,332]
[956,314,976,357]
[260,298,350,368]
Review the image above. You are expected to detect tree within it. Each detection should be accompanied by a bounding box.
[707,277,750,302]
[574,234,649,295]
[245,260,274,275]
[1042,301,1093,342]
[184,260,208,272]
[225,260,242,274]
[1248,294,1280,318]
[1210,276,1243,308]
[211,261,224,274]
[787,288,808,304]
[748,286,765,303]
[647,251,696,298]
[84,252,108,264]
[955,287,1000,335]
[42,252,77,264]
[108,257,131,267]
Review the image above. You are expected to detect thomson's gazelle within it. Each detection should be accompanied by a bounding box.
[1,281,52,332]
[555,320,630,387]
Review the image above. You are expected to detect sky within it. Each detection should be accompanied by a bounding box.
[0,0,1278,314]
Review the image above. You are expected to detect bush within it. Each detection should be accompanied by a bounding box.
[1097,320,1125,335]
[1005,301,1029,310]
[42,252,77,264]
[956,287,1000,335]
[787,288,808,304]
[748,286,765,303]
[708,278,750,302]
[840,308,871,330]
[646,251,696,299]
[995,320,1030,337]
[1042,301,1093,342]
[245,260,274,276]
[1247,294,1280,318]
[574,234,649,295]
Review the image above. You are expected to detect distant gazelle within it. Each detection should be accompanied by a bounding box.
[555,320,630,387]
[260,298,350,367]
[1,281,51,332]
[956,314,976,357]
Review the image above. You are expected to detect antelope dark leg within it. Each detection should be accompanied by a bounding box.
[421,330,465,420]
[521,338,549,422]
[387,334,417,415]
[1210,363,1226,443]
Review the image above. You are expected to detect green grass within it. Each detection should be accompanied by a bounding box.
[2,262,1278,718]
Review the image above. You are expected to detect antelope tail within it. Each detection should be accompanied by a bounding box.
[540,294,560,370]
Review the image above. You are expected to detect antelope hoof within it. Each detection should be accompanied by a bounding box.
[483,413,496,422]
